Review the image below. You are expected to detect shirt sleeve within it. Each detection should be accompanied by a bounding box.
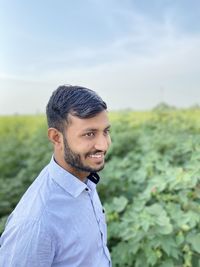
[0,219,55,267]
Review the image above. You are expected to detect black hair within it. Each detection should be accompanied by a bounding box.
[46,85,107,132]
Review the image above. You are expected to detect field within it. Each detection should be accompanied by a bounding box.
[0,108,200,267]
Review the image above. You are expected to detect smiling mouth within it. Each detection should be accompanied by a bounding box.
[89,154,103,158]
[87,153,105,160]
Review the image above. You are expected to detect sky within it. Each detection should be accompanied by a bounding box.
[0,0,200,114]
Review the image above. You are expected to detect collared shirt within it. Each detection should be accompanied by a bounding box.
[0,157,112,267]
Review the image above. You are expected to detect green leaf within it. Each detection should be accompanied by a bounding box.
[112,196,128,213]
[176,231,185,246]
[157,223,173,235]
[187,233,200,253]
[158,236,177,256]
[159,259,174,267]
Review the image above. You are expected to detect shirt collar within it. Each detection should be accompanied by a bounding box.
[48,156,99,198]
[87,172,100,184]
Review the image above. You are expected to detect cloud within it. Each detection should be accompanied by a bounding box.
[1,1,200,113]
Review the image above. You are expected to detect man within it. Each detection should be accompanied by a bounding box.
[0,85,112,266]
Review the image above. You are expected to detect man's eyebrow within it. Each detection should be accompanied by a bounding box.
[105,125,111,130]
[83,128,98,132]
[83,125,111,132]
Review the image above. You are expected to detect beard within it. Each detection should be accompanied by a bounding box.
[63,136,105,173]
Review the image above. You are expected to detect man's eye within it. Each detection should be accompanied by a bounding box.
[85,132,95,137]
[104,129,110,135]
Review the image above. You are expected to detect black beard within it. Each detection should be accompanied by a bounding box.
[63,136,105,173]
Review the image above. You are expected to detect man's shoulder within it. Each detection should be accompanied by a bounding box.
[7,165,53,223]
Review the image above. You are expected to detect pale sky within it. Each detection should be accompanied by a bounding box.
[1,0,200,114]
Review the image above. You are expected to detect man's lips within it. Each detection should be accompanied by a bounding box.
[87,152,105,160]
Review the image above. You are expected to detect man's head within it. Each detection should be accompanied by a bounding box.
[46,85,107,132]
[46,85,111,180]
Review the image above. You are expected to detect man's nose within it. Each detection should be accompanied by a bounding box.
[94,135,110,151]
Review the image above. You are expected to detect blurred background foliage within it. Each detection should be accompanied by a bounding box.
[1,107,200,267]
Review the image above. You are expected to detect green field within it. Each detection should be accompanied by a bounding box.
[1,108,200,267]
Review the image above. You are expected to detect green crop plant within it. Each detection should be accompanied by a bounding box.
[1,109,200,266]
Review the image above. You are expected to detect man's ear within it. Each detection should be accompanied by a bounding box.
[48,128,63,148]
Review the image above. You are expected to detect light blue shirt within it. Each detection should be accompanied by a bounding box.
[0,157,111,267]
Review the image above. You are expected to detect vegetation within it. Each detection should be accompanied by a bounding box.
[1,108,200,267]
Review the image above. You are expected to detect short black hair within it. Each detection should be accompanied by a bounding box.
[46,85,107,132]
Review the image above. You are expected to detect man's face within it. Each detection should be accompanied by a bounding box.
[62,110,111,179]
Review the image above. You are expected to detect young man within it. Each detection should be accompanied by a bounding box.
[0,85,112,266]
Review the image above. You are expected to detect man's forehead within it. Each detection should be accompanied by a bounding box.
[67,111,110,129]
